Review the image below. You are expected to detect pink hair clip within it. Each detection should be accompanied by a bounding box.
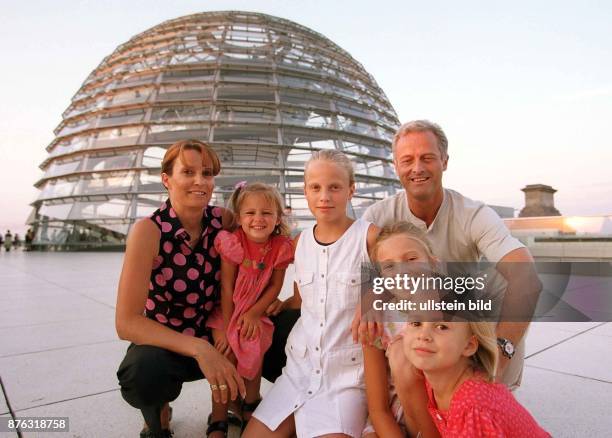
[234,180,247,190]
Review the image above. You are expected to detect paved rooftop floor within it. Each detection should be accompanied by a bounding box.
[0,251,611,437]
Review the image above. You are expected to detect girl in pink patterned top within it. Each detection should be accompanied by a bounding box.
[399,320,550,437]
[206,182,293,435]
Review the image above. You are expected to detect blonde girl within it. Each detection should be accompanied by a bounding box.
[400,319,550,437]
[244,150,379,438]
[206,182,294,437]
[362,222,441,438]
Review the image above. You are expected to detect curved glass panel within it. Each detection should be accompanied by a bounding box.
[33,11,400,248]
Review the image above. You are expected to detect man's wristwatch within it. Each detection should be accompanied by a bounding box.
[497,337,515,359]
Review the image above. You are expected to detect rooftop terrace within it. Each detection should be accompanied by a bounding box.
[0,251,611,437]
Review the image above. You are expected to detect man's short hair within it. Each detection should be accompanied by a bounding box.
[392,120,448,158]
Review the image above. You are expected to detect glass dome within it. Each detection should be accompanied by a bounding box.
[32,11,400,249]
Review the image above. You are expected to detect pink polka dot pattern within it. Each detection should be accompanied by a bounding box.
[173,253,186,266]
[152,256,163,269]
[196,253,204,265]
[425,377,551,437]
[145,200,221,339]
[183,328,195,336]
[145,299,155,311]
[162,267,173,280]
[155,274,166,287]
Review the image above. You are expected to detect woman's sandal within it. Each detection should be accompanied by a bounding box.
[240,398,262,433]
[206,420,228,437]
[206,410,242,429]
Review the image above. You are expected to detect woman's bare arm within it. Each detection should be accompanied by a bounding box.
[116,219,209,356]
[115,218,246,401]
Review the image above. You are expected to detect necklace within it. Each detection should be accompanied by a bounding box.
[242,240,272,271]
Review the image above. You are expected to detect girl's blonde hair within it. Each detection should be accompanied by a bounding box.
[227,182,290,236]
[304,149,355,185]
[371,221,434,261]
[467,321,499,382]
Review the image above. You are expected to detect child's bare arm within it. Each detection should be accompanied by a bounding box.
[248,268,287,316]
[220,259,238,327]
[363,344,405,438]
[215,258,237,355]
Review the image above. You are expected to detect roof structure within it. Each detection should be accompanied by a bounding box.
[32,11,400,249]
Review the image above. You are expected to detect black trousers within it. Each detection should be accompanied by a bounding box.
[117,309,300,434]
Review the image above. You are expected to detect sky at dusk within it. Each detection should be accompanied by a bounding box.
[1,0,611,234]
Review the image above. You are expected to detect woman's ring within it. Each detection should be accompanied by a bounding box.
[218,384,228,391]
[210,384,218,391]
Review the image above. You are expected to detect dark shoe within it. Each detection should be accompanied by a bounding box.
[207,410,242,428]
[206,420,228,437]
[139,428,172,438]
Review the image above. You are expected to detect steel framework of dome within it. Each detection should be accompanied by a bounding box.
[31,11,400,249]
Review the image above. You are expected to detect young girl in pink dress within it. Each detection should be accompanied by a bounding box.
[206,182,293,437]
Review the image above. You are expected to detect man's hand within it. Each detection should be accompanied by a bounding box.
[237,309,261,340]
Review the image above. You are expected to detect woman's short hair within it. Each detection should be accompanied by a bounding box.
[161,139,221,176]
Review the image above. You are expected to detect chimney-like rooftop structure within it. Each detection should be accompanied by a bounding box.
[519,184,561,217]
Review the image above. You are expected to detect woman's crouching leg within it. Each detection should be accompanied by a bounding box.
[117,343,202,434]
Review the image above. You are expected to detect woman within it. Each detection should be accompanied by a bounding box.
[116,139,246,438]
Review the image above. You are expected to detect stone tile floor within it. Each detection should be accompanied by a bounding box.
[0,251,610,437]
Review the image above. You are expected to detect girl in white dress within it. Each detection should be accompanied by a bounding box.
[244,150,379,438]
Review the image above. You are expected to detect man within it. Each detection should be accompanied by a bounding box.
[361,119,540,389]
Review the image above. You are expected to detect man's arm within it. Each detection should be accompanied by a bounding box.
[495,247,541,377]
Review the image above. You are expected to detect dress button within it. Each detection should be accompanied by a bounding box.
[320,323,323,327]
[351,279,356,284]
[294,404,298,409]
[315,347,319,351]
[321,274,324,278]
[320,299,324,303]
[322,249,326,253]
[351,357,356,362]
[308,391,312,395]
[436,413,442,421]
[316,370,320,374]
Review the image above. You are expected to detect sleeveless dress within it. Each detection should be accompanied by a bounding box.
[206,229,293,379]
[254,219,372,437]
[146,199,222,340]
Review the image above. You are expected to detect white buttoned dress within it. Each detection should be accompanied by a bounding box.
[253,219,372,437]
